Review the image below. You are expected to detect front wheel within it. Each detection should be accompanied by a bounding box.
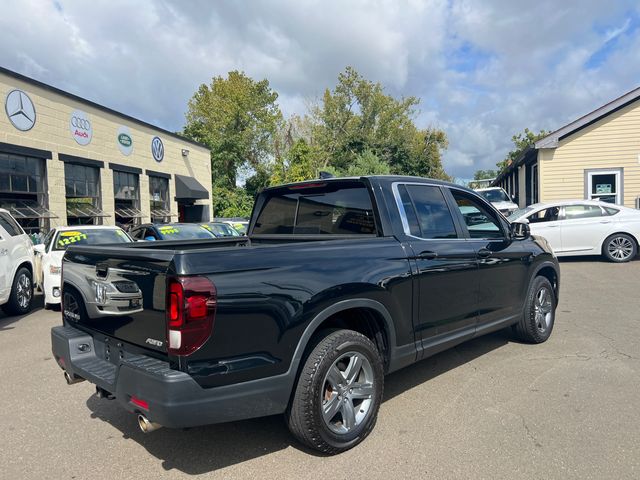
[286,329,384,454]
[514,276,556,344]
[602,233,637,263]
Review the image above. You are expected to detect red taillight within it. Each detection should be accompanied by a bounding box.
[166,276,216,356]
[130,396,149,410]
[288,182,327,190]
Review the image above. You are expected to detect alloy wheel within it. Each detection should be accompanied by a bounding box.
[16,273,32,309]
[607,236,634,261]
[534,286,553,333]
[321,352,375,435]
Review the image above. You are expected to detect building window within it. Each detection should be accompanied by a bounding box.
[149,176,171,223]
[65,163,107,225]
[586,169,622,205]
[0,152,55,236]
[532,163,539,204]
[113,170,142,228]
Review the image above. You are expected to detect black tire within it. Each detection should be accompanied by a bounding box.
[286,329,384,454]
[1,267,33,316]
[514,276,555,343]
[62,287,87,323]
[602,233,637,263]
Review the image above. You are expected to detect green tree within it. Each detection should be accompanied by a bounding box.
[313,67,449,180]
[210,182,254,218]
[270,138,322,184]
[497,128,548,171]
[345,149,391,176]
[473,169,498,180]
[183,71,283,189]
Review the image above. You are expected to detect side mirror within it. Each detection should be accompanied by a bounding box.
[510,221,530,240]
[34,244,46,254]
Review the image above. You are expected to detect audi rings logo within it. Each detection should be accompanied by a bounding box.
[151,136,164,162]
[69,109,93,145]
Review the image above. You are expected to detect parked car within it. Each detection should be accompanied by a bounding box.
[34,225,132,309]
[0,208,35,316]
[509,199,640,262]
[475,187,519,216]
[52,176,559,454]
[129,223,216,241]
[221,219,248,235]
[200,222,241,237]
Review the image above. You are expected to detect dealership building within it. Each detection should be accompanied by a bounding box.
[0,66,211,235]
[493,85,640,209]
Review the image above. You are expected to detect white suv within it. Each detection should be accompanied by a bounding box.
[0,208,35,316]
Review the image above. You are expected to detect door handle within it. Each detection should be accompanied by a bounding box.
[546,225,559,228]
[0,248,8,256]
[417,250,438,260]
[477,248,492,259]
[599,220,611,224]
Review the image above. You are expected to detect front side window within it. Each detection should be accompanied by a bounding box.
[527,207,560,223]
[451,190,503,239]
[563,205,603,220]
[400,185,457,239]
[253,182,376,235]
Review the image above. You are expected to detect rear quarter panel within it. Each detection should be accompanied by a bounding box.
[178,236,413,387]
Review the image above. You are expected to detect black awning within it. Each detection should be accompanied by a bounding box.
[175,174,209,201]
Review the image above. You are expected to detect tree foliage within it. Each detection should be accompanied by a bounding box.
[497,128,548,172]
[182,67,452,217]
[473,169,498,180]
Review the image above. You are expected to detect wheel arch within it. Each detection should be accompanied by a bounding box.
[601,231,639,254]
[288,299,398,379]
[531,261,560,301]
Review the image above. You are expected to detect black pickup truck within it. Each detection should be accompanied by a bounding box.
[52,176,559,454]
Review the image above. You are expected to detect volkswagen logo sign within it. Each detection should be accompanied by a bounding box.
[70,109,93,145]
[5,89,36,131]
[151,136,164,162]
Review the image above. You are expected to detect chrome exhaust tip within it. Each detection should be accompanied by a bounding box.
[138,415,162,433]
[64,371,85,385]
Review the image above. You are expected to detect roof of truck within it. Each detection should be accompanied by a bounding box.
[264,175,467,192]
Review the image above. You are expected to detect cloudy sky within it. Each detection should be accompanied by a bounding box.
[2,0,640,179]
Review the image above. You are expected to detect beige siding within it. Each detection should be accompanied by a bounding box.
[0,72,211,227]
[539,100,640,208]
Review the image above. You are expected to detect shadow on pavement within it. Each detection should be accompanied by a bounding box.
[84,329,511,474]
[0,295,44,331]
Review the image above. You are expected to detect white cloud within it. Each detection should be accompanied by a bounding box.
[1,0,640,179]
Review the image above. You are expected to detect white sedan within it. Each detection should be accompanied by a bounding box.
[34,225,132,307]
[509,200,640,262]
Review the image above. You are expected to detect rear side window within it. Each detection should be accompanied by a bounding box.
[0,212,24,236]
[253,182,377,235]
[400,185,457,239]
[564,205,603,219]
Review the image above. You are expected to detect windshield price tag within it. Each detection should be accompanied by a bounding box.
[58,231,88,247]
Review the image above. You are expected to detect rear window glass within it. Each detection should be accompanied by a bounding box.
[54,229,131,250]
[253,182,377,235]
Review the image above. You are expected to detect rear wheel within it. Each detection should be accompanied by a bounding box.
[514,276,555,343]
[602,233,637,263]
[286,329,384,454]
[1,267,33,316]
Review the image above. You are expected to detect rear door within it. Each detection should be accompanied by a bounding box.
[559,204,611,253]
[393,183,478,352]
[0,225,9,296]
[447,188,530,329]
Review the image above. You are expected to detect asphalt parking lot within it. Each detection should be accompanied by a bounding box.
[1,259,638,480]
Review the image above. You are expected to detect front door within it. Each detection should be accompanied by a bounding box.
[448,188,530,330]
[395,184,479,356]
[527,206,562,253]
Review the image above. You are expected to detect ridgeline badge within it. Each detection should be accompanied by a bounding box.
[70,109,92,145]
[117,126,133,156]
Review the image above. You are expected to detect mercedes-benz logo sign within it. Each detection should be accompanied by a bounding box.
[151,136,164,162]
[5,89,36,131]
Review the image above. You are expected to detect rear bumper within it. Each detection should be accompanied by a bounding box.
[51,325,292,428]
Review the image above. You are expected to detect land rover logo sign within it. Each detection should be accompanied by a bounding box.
[5,89,36,131]
[117,126,133,156]
[151,136,164,162]
[70,109,92,145]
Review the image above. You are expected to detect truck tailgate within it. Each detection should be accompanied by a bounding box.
[62,246,174,354]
